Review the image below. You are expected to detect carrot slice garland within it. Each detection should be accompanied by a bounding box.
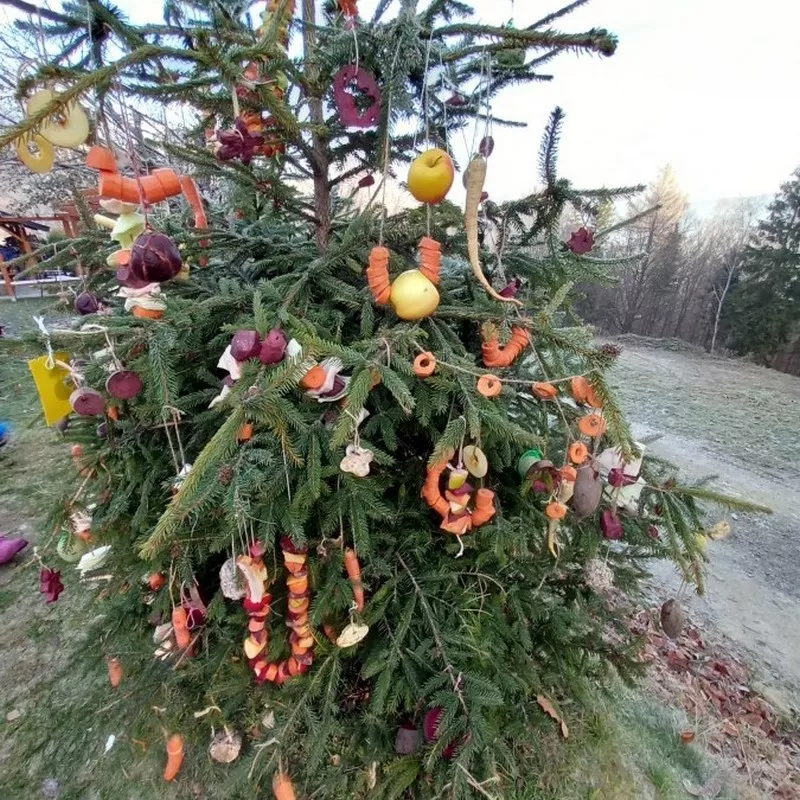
[418,236,442,285]
[238,539,314,685]
[481,323,530,368]
[366,246,391,305]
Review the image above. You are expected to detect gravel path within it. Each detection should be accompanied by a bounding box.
[610,341,800,705]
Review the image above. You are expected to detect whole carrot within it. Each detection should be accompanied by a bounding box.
[464,156,522,307]
[163,733,185,781]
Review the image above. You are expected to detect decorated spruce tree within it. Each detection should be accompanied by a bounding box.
[1,1,760,797]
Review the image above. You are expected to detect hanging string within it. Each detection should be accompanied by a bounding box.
[162,409,183,477]
[33,315,55,369]
[439,57,451,157]
[231,83,241,119]
[113,80,149,225]
[377,43,403,246]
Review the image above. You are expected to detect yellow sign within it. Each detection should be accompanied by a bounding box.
[28,352,73,426]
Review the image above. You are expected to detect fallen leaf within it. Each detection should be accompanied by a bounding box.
[537,695,568,738]
[680,730,696,743]
[707,521,732,540]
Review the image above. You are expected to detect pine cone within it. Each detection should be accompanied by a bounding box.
[219,464,234,485]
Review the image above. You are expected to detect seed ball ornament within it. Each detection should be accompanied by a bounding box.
[130,232,183,283]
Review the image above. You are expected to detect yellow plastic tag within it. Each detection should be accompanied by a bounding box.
[28,352,73,426]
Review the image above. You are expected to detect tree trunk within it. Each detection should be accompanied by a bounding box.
[302,0,331,252]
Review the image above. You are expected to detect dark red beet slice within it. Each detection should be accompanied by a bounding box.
[106,370,143,400]
[116,266,150,289]
[74,292,99,315]
[70,387,105,417]
[423,707,444,742]
[230,330,261,361]
[129,232,182,283]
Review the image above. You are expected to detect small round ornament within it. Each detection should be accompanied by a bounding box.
[129,232,183,283]
[335,621,369,648]
[74,291,100,315]
[517,448,543,477]
[332,66,381,128]
[209,729,242,764]
[106,370,143,400]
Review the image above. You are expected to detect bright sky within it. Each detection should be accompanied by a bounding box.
[26,0,800,206]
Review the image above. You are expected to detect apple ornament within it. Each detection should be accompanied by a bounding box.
[407,149,455,204]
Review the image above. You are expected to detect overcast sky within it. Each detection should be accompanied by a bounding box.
[19,0,800,207]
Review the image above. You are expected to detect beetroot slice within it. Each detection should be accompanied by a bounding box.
[230,330,261,361]
[106,370,143,400]
[70,387,106,417]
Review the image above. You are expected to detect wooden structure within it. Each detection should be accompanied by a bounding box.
[0,211,81,300]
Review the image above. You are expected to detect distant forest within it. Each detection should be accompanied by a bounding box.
[575,166,800,375]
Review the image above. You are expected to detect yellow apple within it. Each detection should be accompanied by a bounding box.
[390,270,440,320]
[408,148,455,204]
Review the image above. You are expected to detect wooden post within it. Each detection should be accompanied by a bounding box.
[0,255,15,301]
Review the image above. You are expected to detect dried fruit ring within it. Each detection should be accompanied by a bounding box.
[578,413,607,438]
[27,89,90,148]
[16,134,54,173]
[477,374,502,398]
[568,441,589,464]
[413,352,437,378]
[545,500,568,521]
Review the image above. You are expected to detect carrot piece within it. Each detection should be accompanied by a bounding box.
[172,606,191,650]
[107,657,123,688]
[464,156,522,307]
[179,175,208,230]
[470,488,497,528]
[273,772,296,800]
[163,734,185,781]
[344,548,365,612]
[86,145,118,173]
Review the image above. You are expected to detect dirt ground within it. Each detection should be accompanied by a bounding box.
[610,337,800,708]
